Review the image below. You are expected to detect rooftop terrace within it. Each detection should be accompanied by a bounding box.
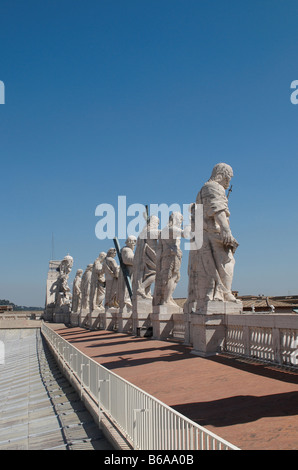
[47,323,298,451]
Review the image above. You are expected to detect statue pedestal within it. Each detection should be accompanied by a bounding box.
[53,305,71,324]
[132,297,153,336]
[190,300,243,357]
[89,307,105,330]
[79,309,90,328]
[183,312,192,345]
[70,312,80,327]
[43,306,54,322]
[152,304,183,340]
[105,307,119,331]
[117,305,133,333]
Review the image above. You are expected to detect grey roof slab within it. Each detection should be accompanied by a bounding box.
[0,328,113,450]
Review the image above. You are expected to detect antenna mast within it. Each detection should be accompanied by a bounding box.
[51,233,55,260]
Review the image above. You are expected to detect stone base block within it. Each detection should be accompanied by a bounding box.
[79,310,90,328]
[132,297,153,335]
[89,308,105,330]
[191,312,225,357]
[70,312,80,327]
[53,305,70,324]
[193,300,243,315]
[190,300,243,356]
[152,304,183,340]
[53,312,70,324]
[183,312,192,345]
[43,307,54,322]
[117,306,133,333]
[105,308,119,331]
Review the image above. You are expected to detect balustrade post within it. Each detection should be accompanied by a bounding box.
[243,325,250,357]
[272,327,282,364]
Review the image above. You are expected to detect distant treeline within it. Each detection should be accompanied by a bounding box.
[0,299,43,311]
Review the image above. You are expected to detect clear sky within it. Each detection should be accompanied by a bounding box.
[1,0,298,306]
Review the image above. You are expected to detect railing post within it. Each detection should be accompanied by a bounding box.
[243,325,250,357]
[80,363,85,397]
[133,408,149,450]
[272,327,282,364]
[108,376,111,413]
[290,335,298,365]
[124,382,128,436]
[98,378,110,416]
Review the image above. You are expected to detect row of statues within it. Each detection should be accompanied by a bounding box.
[71,211,189,315]
[51,163,240,320]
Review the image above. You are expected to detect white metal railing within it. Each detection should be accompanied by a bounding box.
[225,314,298,367]
[41,322,239,450]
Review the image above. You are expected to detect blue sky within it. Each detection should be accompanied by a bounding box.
[1,0,298,306]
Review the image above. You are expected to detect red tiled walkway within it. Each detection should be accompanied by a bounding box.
[48,325,298,450]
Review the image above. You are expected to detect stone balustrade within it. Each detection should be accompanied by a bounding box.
[224,313,298,367]
[68,303,298,369]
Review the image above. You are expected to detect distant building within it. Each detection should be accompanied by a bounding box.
[240,295,298,313]
[44,260,61,321]
[0,305,13,313]
[173,295,298,313]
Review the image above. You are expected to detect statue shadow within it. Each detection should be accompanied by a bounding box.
[54,327,298,386]
[210,354,298,385]
[92,343,192,370]
[57,329,121,343]
[173,391,298,427]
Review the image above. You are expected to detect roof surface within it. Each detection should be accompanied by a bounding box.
[48,324,298,451]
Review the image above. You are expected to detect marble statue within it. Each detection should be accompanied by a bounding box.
[80,264,93,312]
[153,212,184,306]
[132,215,160,300]
[72,269,83,313]
[60,254,73,277]
[183,202,199,312]
[117,235,137,310]
[55,254,73,310]
[103,248,120,308]
[190,163,239,305]
[89,252,107,311]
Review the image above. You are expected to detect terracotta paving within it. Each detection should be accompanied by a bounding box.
[48,324,298,450]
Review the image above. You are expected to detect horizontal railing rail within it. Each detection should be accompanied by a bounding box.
[41,322,239,450]
[224,314,298,368]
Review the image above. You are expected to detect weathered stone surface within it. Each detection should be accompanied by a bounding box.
[152,304,183,340]
[132,215,160,301]
[131,216,159,335]
[90,252,106,312]
[132,297,153,335]
[44,260,61,321]
[185,163,241,311]
[117,236,136,311]
[48,254,74,323]
[72,269,83,314]
[153,212,184,307]
[105,307,118,331]
[103,248,119,308]
[80,264,93,312]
